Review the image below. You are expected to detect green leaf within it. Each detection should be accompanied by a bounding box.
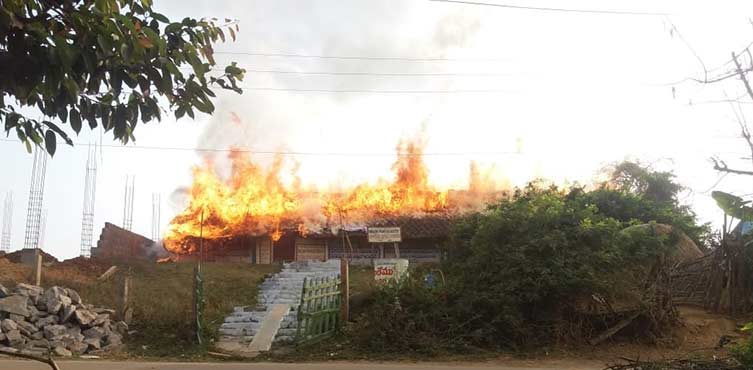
[44,121,73,145]
[175,106,185,119]
[121,42,132,61]
[44,130,56,156]
[165,22,182,34]
[57,106,68,123]
[712,191,753,221]
[741,322,753,332]
[97,34,112,53]
[229,27,236,41]
[5,113,20,131]
[70,109,82,133]
[151,12,169,23]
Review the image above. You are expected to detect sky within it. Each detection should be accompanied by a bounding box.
[3,0,753,260]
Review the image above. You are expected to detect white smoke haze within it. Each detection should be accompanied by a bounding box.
[187,0,491,191]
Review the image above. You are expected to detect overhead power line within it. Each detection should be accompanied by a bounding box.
[237,86,515,94]
[428,0,669,16]
[224,69,512,77]
[212,51,508,62]
[0,138,519,156]
[179,65,512,77]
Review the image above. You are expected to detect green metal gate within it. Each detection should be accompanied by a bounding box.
[296,275,342,344]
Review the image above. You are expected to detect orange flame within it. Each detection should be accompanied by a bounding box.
[163,135,494,255]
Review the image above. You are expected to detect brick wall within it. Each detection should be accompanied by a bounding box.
[91,222,156,261]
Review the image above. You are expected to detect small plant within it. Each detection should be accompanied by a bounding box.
[731,322,753,367]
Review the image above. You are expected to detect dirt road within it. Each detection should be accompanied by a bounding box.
[0,360,606,370]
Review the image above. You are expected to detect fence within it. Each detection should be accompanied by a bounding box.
[296,275,342,345]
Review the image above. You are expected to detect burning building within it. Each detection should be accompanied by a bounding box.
[162,135,501,264]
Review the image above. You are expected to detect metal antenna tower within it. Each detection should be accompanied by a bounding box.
[1,192,12,252]
[80,144,98,257]
[122,176,135,231]
[23,147,48,250]
[151,193,161,241]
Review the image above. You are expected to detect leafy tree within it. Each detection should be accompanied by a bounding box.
[598,161,710,248]
[608,161,683,203]
[0,0,245,155]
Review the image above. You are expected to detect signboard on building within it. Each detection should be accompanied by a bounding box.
[373,258,409,282]
[295,238,327,261]
[367,227,401,243]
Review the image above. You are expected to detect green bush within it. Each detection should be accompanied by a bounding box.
[732,323,753,367]
[348,181,705,353]
[443,185,671,347]
[349,267,474,356]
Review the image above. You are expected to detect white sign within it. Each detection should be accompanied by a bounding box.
[367,227,401,243]
[373,259,409,282]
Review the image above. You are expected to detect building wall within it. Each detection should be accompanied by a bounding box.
[92,222,155,261]
[256,238,272,264]
[295,238,327,261]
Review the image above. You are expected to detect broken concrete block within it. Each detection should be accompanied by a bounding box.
[91,313,109,327]
[0,295,29,317]
[82,326,105,340]
[15,284,43,303]
[14,319,37,336]
[0,319,18,332]
[60,304,76,323]
[74,309,96,326]
[66,289,82,305]
[30,331,44,340]
[46,298,63,314]
[53,345,72,357]
[27,305,40,322]
[68,340,88,355]
[43,287,67,302]
[27,338,49,349]
[34,315,58,329]
[93,308,116,315]
[104,333,122,346]
[5,330,24,346]
[43,325,67,340]
[83,337,101,350]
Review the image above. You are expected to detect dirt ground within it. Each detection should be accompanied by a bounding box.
[0,256,110,286]
[556,305,747,363]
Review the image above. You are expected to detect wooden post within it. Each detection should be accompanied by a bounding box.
[194,210,204,344]
[33,250,42,286]
[122,275,132,324]
[393,242,400,259]
[340,257,349,323]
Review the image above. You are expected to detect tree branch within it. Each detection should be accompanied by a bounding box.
[0,346,60,370]
[733,52,753,101]
[712,157,753,175]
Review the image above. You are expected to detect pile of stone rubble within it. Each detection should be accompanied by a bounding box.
[0,283,127,357]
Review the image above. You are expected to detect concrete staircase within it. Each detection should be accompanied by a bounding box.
[216,260,340,353]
